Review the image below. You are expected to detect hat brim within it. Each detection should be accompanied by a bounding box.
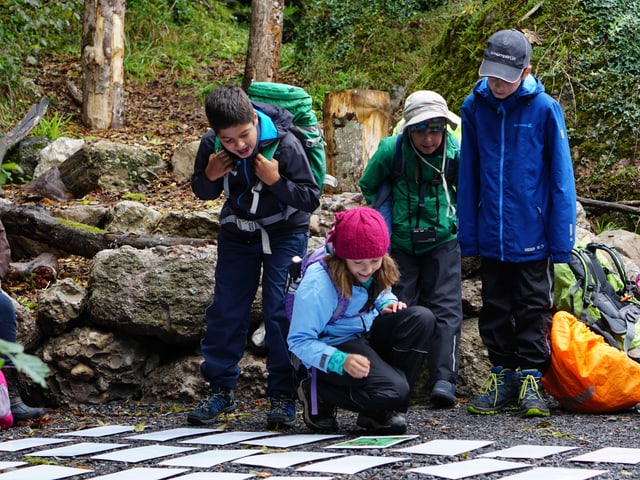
[402,112,458,132]
[478,59,524,83]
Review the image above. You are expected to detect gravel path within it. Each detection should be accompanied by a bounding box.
[0,398,638,479]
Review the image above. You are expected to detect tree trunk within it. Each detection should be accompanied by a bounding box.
[241,0,283,91]
[0,204,212,259]
[81,0,126,129]
[323,90,391,193]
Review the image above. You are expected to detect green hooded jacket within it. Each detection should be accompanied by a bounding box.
[359,130,459,255]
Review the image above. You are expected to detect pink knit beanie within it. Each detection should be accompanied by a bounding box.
[327,207,390,260]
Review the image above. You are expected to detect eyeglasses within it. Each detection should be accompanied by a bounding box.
[408,120,446,133]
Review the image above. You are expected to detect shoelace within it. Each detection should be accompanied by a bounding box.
[519,374,542,401]
[270,398,294,415]
[198,392,230,411]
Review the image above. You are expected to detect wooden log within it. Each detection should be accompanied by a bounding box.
[578,196,640,215]
[0,203,212,259]
[6,253,59,287]
[323,90,390,193]
[0,98,49,164]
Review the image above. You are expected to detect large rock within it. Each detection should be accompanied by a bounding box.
[87,244,216,344]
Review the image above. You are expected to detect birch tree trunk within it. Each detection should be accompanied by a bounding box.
[242,0,283,91]
[81,0,126,129]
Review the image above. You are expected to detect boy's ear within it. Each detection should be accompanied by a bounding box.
[252,111,258,125]
[523,65,533,77]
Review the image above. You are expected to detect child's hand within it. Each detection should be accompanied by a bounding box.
[380,301,407,313]
[254,153,281,185]
[343,353,370,379]
[205,150,234,181]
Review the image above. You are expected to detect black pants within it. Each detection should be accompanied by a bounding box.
[391,240,463,387]
[315,305,435,413]
[479,257,554,372]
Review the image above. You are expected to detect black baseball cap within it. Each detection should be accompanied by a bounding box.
[479,29,532,83]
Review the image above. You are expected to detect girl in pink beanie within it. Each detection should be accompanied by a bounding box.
[288,207,436,434]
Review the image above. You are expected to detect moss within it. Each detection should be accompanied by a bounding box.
[56,218,106,234]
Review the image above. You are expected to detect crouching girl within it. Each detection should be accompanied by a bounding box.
[288,207,435,434]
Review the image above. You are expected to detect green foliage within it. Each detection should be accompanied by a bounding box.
[0,339,49,388]
[0,0,82,116]
[124,0,248,82]
[31,111,73,140]
[290,0,449,109]
[0,162,24,186]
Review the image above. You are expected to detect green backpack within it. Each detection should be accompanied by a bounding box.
[554,242,640,353]
[247,82,336,192]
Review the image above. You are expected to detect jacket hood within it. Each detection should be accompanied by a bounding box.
[473,74,545,107]
[252,101,294,142]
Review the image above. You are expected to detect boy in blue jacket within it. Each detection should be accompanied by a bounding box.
[188,86,320,428]
[458,29,576,417]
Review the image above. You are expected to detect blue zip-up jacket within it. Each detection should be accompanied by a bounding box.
[458,74,576,263]
[192,101,320,240]
[287,262,397,373]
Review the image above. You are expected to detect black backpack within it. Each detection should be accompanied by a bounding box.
[554,242,640,353]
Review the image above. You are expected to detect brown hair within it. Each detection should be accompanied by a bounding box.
[325,253,399,303]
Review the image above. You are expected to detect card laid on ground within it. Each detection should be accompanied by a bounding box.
[499,466,609,479]
[395,439,493,456]
[242,433,343,448]
[92,444,198,463]
[262,477,335,480]
[327,435,418,449]
[232,451,344,469]
[0,465,92,480]
[408,458,532,479]
[159,449,263,468]
[296,454,410,474]
[58,425,136,437]
[179,431,278,445]
[86,467,191,480]
[479,445,579,459]
[125,427,220,442]
[170,473,255,480]
[0,437,69,452]
[569,447,640,464]
[27,442,128,457]
[0,463,26,471]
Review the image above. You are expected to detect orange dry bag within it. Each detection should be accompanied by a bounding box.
[542,310,640,413]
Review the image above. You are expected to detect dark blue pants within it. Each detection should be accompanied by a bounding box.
[479,257,554,372]
[199,231,308,397]
[0,289,17,366]
[391,239,463,387]
[315,305,434,413]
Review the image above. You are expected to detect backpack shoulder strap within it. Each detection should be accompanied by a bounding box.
[392,133,405,179]
[316,258,349,324]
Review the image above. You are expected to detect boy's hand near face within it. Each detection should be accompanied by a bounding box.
[254,153,281,186]
[205,150,234,181]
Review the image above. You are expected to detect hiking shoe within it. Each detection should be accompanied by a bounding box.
[467,366,520,415]
[296,378,338,431]
[518,369,550,418]
[266,396,296,429]
[356,411,407,435]
[187,387,236,425]
[430,380,456,408]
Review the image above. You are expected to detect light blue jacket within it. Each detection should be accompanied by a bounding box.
[287,262,397,373]
[458,74,576,263]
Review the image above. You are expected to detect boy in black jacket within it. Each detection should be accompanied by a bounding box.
[189,86,320,428]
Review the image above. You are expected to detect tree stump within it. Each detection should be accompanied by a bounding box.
[323,90,390,193]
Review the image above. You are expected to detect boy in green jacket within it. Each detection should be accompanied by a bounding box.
[359,91,462,408]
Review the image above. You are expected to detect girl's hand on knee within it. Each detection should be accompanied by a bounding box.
[344,354,370,378]
[380,301,407,313]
